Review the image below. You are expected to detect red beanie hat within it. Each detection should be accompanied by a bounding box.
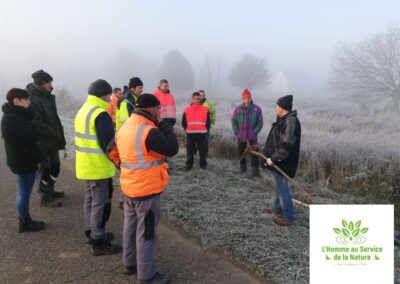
[242,88,251,99]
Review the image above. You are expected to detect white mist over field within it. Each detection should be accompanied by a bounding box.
[1,0,400,100]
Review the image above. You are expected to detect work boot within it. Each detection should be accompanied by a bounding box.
[272,218,293,226]
[40,195,62,207]
[91,240,121,256]
[138,272,171,284]
[123,265,137,275]
[47,182,65,198]
[86,231,115,244]
[19,217,45,233]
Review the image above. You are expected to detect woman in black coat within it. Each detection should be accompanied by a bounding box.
[1,88,45,232]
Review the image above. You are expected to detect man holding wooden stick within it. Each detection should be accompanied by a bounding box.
[263,95,301,226]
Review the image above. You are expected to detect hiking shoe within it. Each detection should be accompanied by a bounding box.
[40,196,62,207]
[123,265,137,275]
[272,218,293,226]
[87,232,115,244]
[91,240,121,256]
[138,272,171,284]
[19,218,45,233]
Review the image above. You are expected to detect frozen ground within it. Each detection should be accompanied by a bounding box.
[60,108,399,283]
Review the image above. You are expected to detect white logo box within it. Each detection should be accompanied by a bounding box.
[310,205,394,284]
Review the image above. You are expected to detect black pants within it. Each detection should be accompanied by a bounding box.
[238,141,259,175]
[186,134,208,168]
[39,150,61,198]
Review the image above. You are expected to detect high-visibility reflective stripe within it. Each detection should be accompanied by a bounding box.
[123,99,135,108]
[75,106,100,140]
[75,132,97,140]
[121,159,164,170]
[120,122,165,170]
[187,122,206,125]
[186,130,208,133]
[75,145,104,154]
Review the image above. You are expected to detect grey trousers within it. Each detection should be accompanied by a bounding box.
[84,178,113,240]
[123,194,161,280]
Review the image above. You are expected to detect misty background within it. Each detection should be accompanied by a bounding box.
[1,0,400,101]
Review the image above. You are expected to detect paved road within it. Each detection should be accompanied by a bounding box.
[0,143,263,283]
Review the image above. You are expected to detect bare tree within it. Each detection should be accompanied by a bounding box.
[330,25,400,111]
[198,53,224,97]
[158,50,194,90]
[228,54,270,91]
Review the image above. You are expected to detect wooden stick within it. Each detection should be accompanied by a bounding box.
[248,149,314,205]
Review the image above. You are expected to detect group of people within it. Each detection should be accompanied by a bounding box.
[1,69,302,284]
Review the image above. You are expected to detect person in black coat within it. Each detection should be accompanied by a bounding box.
[27,70,65,207]
[1,88,45,232]
[263,95,301,226]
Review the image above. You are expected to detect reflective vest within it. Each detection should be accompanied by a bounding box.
[116,94,137,130]
[116,113,169,198]
[153,89,176,119]
[74,95,115,180]
[203,99,216,128]
[184,104,208,133]
[107,95,119,124]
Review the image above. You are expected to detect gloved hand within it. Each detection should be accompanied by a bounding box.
[264,158,273,167]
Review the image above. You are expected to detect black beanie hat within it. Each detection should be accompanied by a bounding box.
[129,77,143,89]
[88,79,112,97]
[135,93,160,108]
[32,70,53,85]
[6,88,30,104]
[277,95,293,111]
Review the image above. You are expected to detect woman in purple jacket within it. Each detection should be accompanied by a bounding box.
[231,89,263,177]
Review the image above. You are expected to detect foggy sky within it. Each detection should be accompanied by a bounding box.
[1,0,399,97]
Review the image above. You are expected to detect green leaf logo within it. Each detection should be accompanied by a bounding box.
[349,222,354,231]
[333,228,341,234]
[334,219,368,245]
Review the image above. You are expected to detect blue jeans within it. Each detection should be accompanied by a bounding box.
[16,172,36,219]
[271,172,295,222]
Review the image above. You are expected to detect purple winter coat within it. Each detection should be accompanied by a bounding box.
[231,101,263,143]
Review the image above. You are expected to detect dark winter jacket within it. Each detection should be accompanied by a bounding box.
[263,110,301,178]
[231,101,263,143]
[26,83,66,153]
[1,103,42,173]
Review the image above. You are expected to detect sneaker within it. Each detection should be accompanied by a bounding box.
[40,196,62,207]
[272,218,293,226]
[91,240,121,256]
[138,272,171,284]
[123,265,137,275]
[19,217,45,233]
